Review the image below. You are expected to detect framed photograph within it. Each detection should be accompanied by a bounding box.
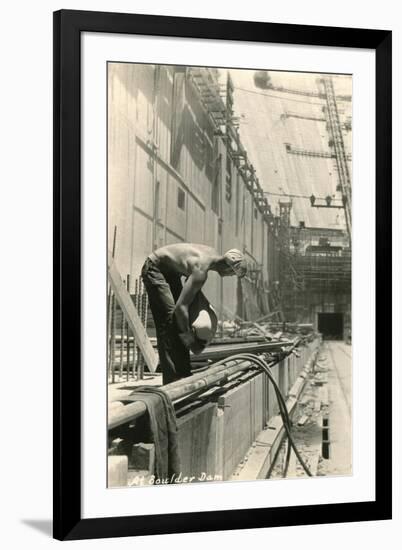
[53,9,392,541]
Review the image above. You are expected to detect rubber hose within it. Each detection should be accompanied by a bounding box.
[232,354,293,477]
[240,353,312,477]
[231,353,312,477]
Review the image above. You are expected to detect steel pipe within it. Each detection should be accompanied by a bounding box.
[108,358,255,430]
[108,338,301,430]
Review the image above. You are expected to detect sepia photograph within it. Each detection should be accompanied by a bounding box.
[106,63,352,488]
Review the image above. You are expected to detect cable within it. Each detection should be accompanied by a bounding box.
[253,353,312,477]
[224,350,313,477]
[198,342,312,477]
[232,353,295,477]
[242,353,312,477]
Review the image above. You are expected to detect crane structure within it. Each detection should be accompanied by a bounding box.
[264,190,345,209]
[280,111,326,123]
[284,143,352,161]
[270,85,351,103]
[320,77,352,242]
[253,71,351,102]
[279,77,352,244]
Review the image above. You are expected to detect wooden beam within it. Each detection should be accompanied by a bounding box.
[108,254,158,373]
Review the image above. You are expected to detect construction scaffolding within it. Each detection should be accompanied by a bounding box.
[277,201,304,320]
[187,67,227,130]
[280,225,351,325]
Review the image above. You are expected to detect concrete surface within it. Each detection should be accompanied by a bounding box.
[324,340,352,475]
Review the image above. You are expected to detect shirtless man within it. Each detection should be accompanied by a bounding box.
[141,243,247,384]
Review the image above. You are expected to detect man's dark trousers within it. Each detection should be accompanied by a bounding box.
[141,257,192,385]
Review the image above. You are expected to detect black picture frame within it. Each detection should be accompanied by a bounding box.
[53,9,392,541]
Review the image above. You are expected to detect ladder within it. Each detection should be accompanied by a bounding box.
[321,77,352,241]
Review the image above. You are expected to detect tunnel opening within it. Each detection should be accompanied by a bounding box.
[317,313,343,340]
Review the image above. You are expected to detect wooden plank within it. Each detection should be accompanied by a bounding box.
[320,385,329,407]
[286,446,298,478]
[309,450,320,476]
[297,414,309,426]
[108,254,158,373]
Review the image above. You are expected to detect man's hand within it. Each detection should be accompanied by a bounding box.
[190,338,207,356]
[174,268,208,334]
[179,331,207,355]
[179,330,196,349]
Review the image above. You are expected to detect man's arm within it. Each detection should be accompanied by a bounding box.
[174,268,207,349]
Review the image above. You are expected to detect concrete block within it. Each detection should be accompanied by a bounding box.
[109,437,124,455]
[177,401,218,481]
[220,379,253,479]
[131,443,155,473]
[108,455,128,487]
[214,407,225,480]
[268,363,280,419]
[278,358,287,396]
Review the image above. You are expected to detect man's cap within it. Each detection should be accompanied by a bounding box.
[223,249,247,278]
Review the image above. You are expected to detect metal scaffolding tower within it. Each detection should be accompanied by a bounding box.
[187,67,227,129]
[278,201,304,320]
[321,77,352,242]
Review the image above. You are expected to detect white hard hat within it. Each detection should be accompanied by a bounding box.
[192,305,218,343]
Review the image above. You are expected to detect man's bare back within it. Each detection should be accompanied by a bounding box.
[152,243,222,278]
